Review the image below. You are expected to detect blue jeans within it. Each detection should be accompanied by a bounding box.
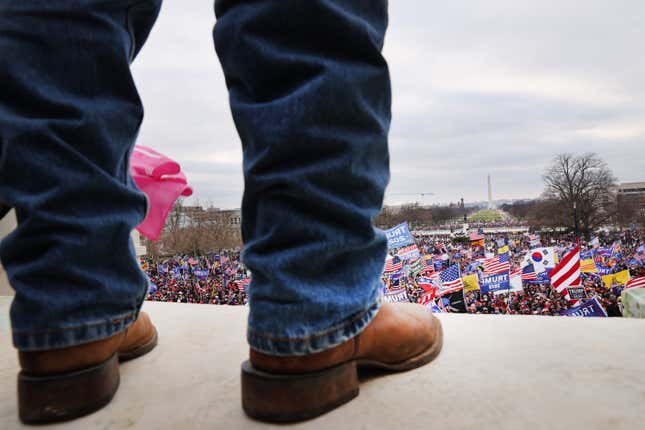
[0,0,391,356]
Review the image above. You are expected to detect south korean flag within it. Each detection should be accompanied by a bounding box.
[523,247,559,274]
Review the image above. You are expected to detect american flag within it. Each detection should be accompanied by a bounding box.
[636,245,645,261]
[510,267,522,278]
[418,291,436,305]
[469,231,484,241]
[384,256,403,273]
[521,263,538,280]
[235,278,251,292]
[417,276,435,292]
[549,246,580,301]
[483,252,510,275]
[625,276,645,290]
[438,264,464,295]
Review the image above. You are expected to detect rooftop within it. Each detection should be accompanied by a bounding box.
[1,297,644,429]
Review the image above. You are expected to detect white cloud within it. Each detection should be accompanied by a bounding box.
[131,0,645,209]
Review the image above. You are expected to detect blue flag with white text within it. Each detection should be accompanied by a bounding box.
[385,222,415,249]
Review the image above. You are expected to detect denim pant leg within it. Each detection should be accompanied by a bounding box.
[0,0,161,351]
[214,0,391,355]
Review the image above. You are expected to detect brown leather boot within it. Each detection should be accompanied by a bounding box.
[242,302,443,422]
[17,311,158,424]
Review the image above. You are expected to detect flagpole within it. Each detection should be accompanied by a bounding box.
[573,201,580,246]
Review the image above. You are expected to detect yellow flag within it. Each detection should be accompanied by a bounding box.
[498,245,509,255]
[580,258,598,273]
[601,274,615,289]
[613,270,631,286]
[463,274,480,292]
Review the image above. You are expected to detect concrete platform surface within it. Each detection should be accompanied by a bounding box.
[1,297,644,430]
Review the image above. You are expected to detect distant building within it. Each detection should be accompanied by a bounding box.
[617,181,645,216]
[618,181,645,202]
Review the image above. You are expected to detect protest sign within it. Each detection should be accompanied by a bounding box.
[397,244,420,261]
[479,271,510,294]
[567,286,587,301]
[561,296,607,317]
[441,290,467,313]
[385,223,415,249]
[193,269,209,279]
[383,287,410,303]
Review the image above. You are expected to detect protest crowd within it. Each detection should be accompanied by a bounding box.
[142,224,645,318]
[143,251,249,305]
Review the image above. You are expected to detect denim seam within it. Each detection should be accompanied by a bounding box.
[247,300,378,342]
[11,310,137,334]
[247,297,381,356]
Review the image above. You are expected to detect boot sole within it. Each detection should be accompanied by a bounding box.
[118,327,159,362]
[18,327,158,424]
[241,359,360,423]
[18,354,120,425]
[241,321,443,423]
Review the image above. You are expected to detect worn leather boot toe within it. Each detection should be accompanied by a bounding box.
[17,311,158,424]
[242,302,443,422]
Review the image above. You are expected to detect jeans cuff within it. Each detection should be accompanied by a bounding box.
[12,310,140,351]
[247,296,382,356]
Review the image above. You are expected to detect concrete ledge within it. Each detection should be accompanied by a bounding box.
[1,297,644,429]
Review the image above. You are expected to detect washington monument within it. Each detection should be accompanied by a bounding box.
[487,174,493,209]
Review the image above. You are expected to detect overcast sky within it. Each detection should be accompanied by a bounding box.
[132,0,645,209]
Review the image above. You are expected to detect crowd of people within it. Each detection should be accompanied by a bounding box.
[384,230,644,316]
[143,251,249,305]
[142,228,644,317]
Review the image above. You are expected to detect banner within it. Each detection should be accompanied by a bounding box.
[561,296,607,317]
[462,274,480,292]
[383,287,410,303]
[494,271,524,295]
[385,223,415,249]
[193,269,209,279]
[440,290,467,313]
[597,266,612,276]
[567,286,587,301]
[479,271,510,294]
[397,244,420,261]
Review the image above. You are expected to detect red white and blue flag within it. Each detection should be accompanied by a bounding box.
[548,246,581,302]
[521,263,538,280]
[625,276,645,290]
[437,264,464,296]
[384,256,403,273]
[483,252,510,275]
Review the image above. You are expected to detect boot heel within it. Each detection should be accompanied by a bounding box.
[241,360,359,423]
[18,353,120,424]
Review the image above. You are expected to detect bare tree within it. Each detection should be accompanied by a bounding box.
[542,153,616,234]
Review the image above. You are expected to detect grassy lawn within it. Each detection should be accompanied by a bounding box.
[469,209,505,222]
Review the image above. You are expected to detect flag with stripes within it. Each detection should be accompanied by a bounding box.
[549,246,581,301]
[384,256,403,273]
[521,263,538,280]
[483,252,510,275]
[580,258,598,273]
[437,264,464,296]
[235,278,251,292]
[625,276,645,290]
